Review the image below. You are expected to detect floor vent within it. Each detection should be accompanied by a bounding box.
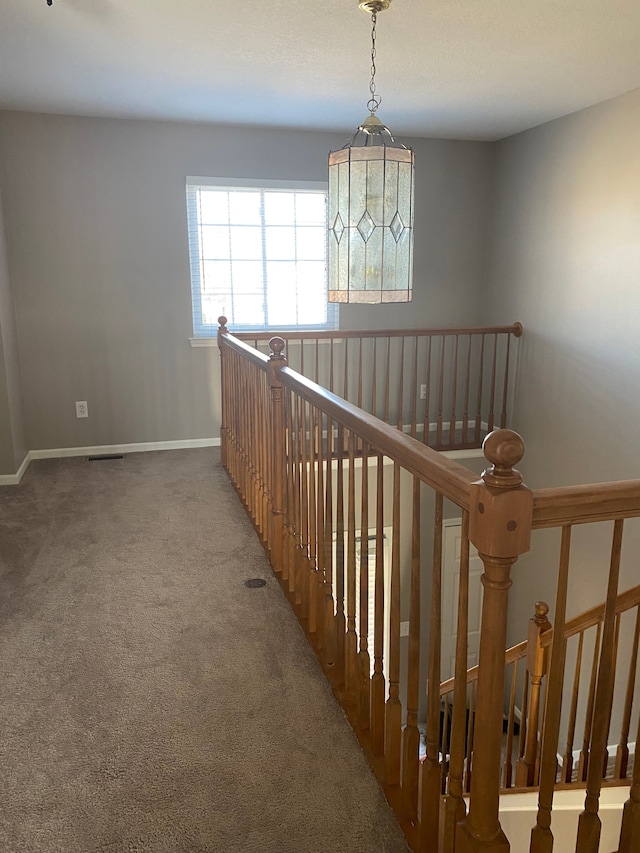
[86,454,125,462]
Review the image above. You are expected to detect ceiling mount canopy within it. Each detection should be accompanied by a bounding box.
[328,0,415,305]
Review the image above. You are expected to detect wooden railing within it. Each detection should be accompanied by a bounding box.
[438,586,640,796]
[217,321,640,853]
[231,321,522,451]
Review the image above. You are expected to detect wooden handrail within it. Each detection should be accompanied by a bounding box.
[532,481,640,528]
[541,583,640,647]
[440,584,640,690]
[218,327,271,369]
[439,639,529,695]
[232,321,523,342]
[277,365,475,510]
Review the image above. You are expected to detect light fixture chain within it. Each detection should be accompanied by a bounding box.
[367,12,381,113]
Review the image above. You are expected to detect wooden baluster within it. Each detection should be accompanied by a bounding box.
[462,334,472,446]
[314,337,319,384]
[371,453,386,756]
[396,337,405,432]
[345,430,358,711]
[384,336,392,425]
[385,462,402,786]
[519,674,529,767]
[436,336,446,448]
[500,332,513,428]
[420,492,444,852]
[285,385,295,581]
[422,336,433,447]
[315,409,326,651]
[487,334,498,433]
[456,429,533,853]
[578,622,603,782]
[357,337,364,410]
[503,659,518,789]
[266,337,288,577]
[323,416,336,673]
[334,423,346,687]
[401,475,421,821]
[255,371,264,540]
[603,614,622,778]
[358,440,371,732]
[283,388,296,592]
[307,403,318,639]
[615,605,640,779]
[442,510,471,851]
[372,338,378,418]
[465,680,477,793]
[217,316,229,468]
[576,518,624,853]
[410,336,419,439]
[562,631,584,783]
[531,527,572,853]
[617,687,640,852]
[474,335,486,447]
[443,696,452,792]
[298,396,310,624]
[343,337,349,403]
[329,336,335,393]
[263,374,273,544]
[290,388,301,603]
[449,334,460,447]
[516,602,552,787]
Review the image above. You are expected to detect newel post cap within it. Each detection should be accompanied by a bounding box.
[269,336,287,361]
[469,429,533,559]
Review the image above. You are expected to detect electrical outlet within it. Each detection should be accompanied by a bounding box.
[75,401,88,418]
[420,384,427,400]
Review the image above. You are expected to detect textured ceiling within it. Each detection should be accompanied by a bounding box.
[1,0,640,141]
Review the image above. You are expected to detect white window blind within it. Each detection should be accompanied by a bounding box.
[186,177,338,335]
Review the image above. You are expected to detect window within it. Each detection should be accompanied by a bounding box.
[186,177,338,335]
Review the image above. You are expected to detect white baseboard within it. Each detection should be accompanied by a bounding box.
[0,437,221,486]
[0,452,32,486]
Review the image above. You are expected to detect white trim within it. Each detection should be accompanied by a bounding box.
[0,452,31,486]
[0,438,221,486]
[440,448,485,460]
[190,336,340,348]
[186,176,327,191]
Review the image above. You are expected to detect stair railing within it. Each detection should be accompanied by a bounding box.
[217,319,640,853]
[228,321,522,452]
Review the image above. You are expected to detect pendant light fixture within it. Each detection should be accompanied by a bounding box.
[328,0,415,304]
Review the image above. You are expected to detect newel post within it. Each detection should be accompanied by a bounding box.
[515,601,551,787]
[217,316,229,469]
[456,430,533,853]
[268,337,288,573]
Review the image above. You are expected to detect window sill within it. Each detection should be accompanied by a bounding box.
[189,336,341,348]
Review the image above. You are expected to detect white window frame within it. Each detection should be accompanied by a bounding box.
[185,176,338,336]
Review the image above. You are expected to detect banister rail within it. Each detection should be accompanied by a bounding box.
[216,319,640,853]
[532,481,640,528]
[277,366,476,509]
[233,321,523,342]
[223,317,523,453]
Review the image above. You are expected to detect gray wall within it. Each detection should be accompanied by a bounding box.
[0,183,26,474]
[0,111,494,466]
[485,88,640,633]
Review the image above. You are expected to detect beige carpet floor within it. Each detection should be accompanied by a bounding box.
[0,448,409,853]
